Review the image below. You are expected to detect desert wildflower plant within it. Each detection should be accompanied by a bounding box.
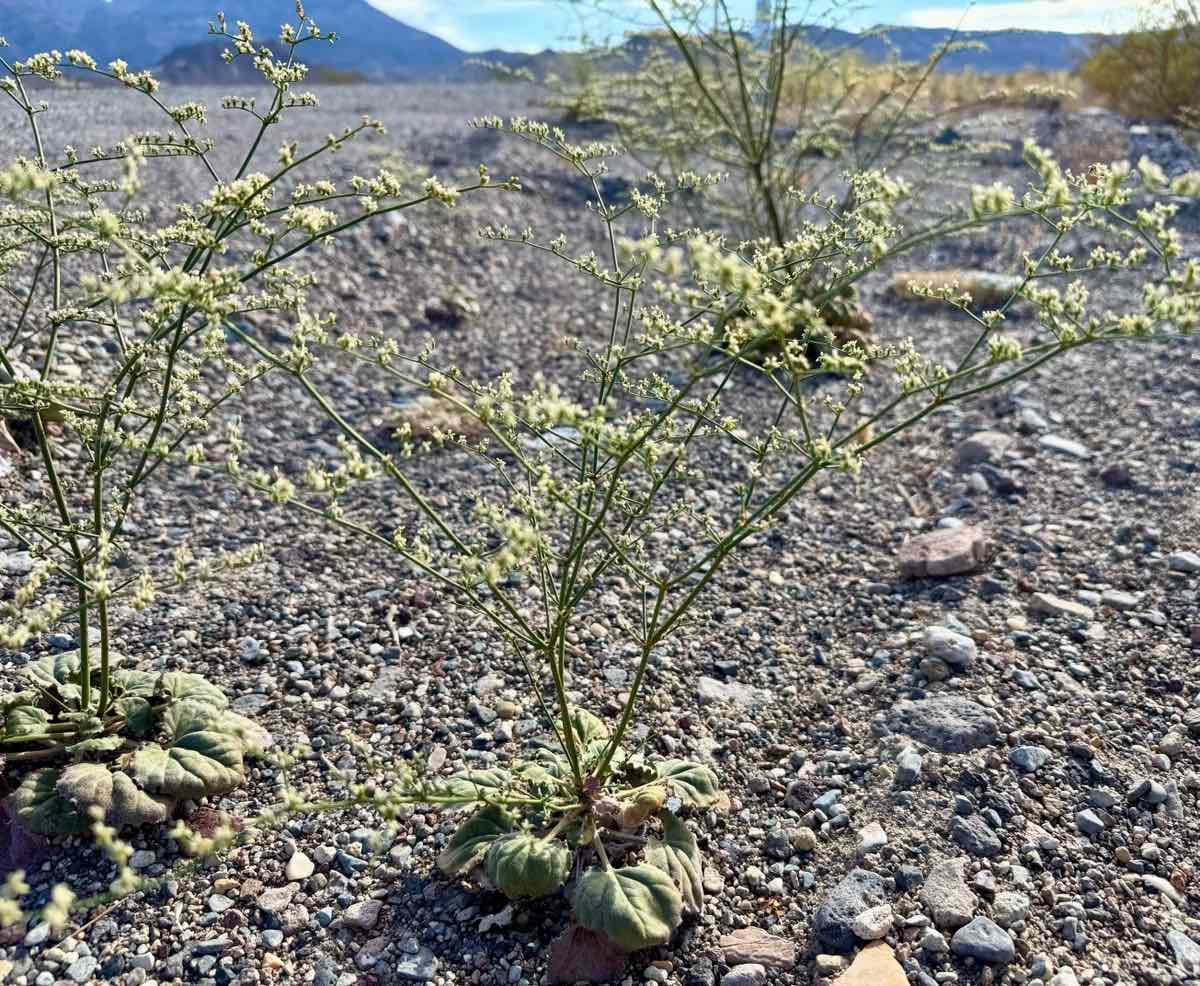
[0,1,512,930]
[224,17,1199,971]
[0,0,1197,970]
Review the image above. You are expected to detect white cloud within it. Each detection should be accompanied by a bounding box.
[902,0,1140,34]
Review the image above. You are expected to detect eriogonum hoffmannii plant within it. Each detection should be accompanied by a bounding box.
[0,2,511,930]
[228,84,1199,970]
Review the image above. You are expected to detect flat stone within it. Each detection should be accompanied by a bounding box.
[1039,434,1092,458]
[718,928,796,969]
[1075,809,1106,836]
[696,676,769,708]
[336,900,383,931]
[1168,551,1200,574]
[951,916,1016,964]
[884,697,998,753]
[285,851,315,881]
[256,883,299,914]
[1100,589,1140,610]
[1028,592,1094,621]
[924,626,977,667]
[832,942,907,986]
[66,957,98,984]
[812,868,886,953]
[895,747,922,788]
[898,526,990,578]
[1168,930,1200,974]
[851,903,894,940]
[396,947,440,982]
[920,858,976,929]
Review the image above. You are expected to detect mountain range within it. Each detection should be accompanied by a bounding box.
[0,0,1108,81]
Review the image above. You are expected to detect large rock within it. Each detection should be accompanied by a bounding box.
[882,697,998,753]
[833,942,907,986]
[898,526,990,579]
[924,627,977,667]
[955,431,1011,467]
[950,815,1003,857]
[812,869,886,953]
[951,917,1015,964]
[920,858,976,929]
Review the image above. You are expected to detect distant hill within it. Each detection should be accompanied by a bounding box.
[0,0,1110,81]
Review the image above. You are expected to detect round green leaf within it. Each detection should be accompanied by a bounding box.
[572,863,683,952]
[645,810,704,914]
[569,707,609,745]
[655,761,722,807]
[485,833,572,899]
[218,710,273,757]
[112,668,158,699]
[8,768,88,836]
[132,702,244,799]
[437,804,514,876]
[66,734,127,756]
[114,696,154,735]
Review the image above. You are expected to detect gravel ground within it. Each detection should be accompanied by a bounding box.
[1,83,1199,986]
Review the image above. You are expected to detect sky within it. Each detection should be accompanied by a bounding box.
[365,0,1143,52]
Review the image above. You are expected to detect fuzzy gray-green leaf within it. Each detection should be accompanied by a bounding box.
[655,760,722,807]
[571,863,683,952]
[437,805,514,876]
[432,768,514,806]
[485,833,572,899]
[56,762,168,829]
[645,810,704,913]
[66,734,126,756]
[157,672,229,709]
[8,768,88,836]
[4,704,50,739]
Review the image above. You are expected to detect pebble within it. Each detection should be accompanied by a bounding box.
[857,821,888,854]
[1039,434,1092,458]
[992,891,1030,928]
[66,957,98,983]
[721,964,767,986]
[895,746,923,788]
[851,903,894,940]
[898,525,990,578]
[696,676,769,707]
[1028,592,1094,621]
[924,626,977,667]
[921,858,976,929]
[395,947,440,982]
[951,916,1016,963]
[285,850,315,881]
[1009,745,1050,772]
[951,814,1002,857]
[1167,930,1200,974]
[1075,809,1106,836]
[832,942,907,985]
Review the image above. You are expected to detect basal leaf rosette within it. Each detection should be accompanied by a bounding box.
[572,864,684,952]
[645,810,704,914]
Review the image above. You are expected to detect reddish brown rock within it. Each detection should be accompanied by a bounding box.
[719,927,797,968]
[898,526,990,579]
[834,942,908,986]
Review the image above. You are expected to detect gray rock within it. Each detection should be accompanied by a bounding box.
[992,891,1030,928]
[696,676,769,708]
[956,431,1011,467]
[812,868,887,952]
[884,697,998,753]
[286,850,315,881]
[951,917,1016,964]
[1008,745,1050,772]
[851,903,893,940]
[921,858,976,929]
[1075,809,1106,836]
[857,822,888,854]
[721,965,767,986]
[1100,589,1139,610]
[66,957,98,984]
[921,928,949,954]
[924,626,977,667]
[1167,930,1200,974]
[951,815,1002,857]
[396,948,441,982]
[1168,551,1200,574]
